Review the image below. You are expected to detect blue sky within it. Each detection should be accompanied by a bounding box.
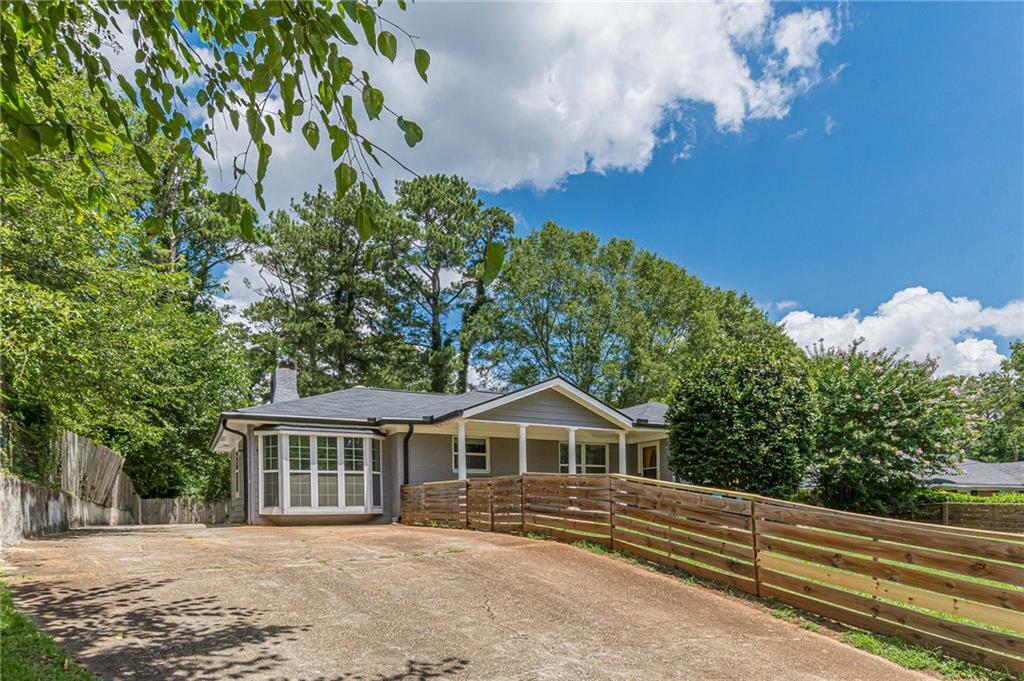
[208,2,1022,375]
[484,2,1022,323]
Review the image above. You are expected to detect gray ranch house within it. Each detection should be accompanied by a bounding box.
[211,369,671,524]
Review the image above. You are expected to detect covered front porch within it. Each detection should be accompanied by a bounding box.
[404,418,672,483]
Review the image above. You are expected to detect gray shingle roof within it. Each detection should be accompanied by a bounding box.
[231,387,503,422]
[922,460,1024,489]
[619,401,668,426]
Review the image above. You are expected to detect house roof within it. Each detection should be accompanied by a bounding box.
[213,378,669,450]
[231,386,503,421]
[619,401,668,427]
[921,460,1024,489]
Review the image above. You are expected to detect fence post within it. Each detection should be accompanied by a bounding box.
[519,474,525,534]
[749,497,762,598]
[608,475,615,550]
[941,502,950,526]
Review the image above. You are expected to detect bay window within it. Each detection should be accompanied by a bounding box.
[262,435,279,507]
[317,437,339,506]
[257,431,383,513]
[343,437,364,507]
[289,435,311,506]
[559,442,608,474]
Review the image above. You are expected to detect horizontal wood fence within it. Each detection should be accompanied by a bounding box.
[916,502,1024,534]
[402,473,1024,674]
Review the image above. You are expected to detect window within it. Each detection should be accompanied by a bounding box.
[559,443,608,474]
[451,437,489,473]
[262,435,279,507]
[344,437,364,507]
[317,437,339,507]
[371,439,382,507]
[639,443,659,479]
[289,435,311,506]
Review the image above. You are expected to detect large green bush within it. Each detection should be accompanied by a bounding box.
[807,341,971,516]
[666,339,814,498]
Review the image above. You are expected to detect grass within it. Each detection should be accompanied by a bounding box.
[841,631,1020,681]
[0,580,97,681]
[559,536,1019,681]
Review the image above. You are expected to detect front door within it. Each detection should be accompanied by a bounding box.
[639,443,659,479]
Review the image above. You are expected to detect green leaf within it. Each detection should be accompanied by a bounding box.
[17,123,40,155]
[361,86,383,120]
[302,120,319,149]
[136,146,156,175]
[482,242,505,285]
[329,127,349,161]
[142,216,164,238]
[355,202,376,240]
[377,31,397,62]
[334,162,357,196]
[357,5,377,50]
[396,116,423,147]
[257,142,272,181]
[246,108,264,141]
[414,48,430,83]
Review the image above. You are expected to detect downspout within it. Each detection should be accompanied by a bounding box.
[222,422,248,523]
[403,423,414,485]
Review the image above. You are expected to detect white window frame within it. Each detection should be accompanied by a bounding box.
[637,440,661,479]
[451,436,491,474]
[559,442,609,474]
[256,431,384,515]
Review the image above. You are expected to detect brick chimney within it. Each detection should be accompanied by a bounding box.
[270,367,299,403]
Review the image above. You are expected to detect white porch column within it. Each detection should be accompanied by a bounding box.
[618,431,627,475]
[518,424,528,474]
[567,427,577,474]
[457,420,467,480]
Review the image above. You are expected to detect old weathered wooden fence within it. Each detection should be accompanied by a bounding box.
[916,502,1024,533]
[401,473,1024,674]
[59,431,140,515]
[140,498,231,525]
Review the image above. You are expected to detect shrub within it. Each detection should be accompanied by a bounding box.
[807,340,971,516]
[917,488,1024,504]
[666,338,814,498]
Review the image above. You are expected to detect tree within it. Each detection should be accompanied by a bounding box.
[2,0,430,228]
[807,341,972,516]
[1,73,251,497]
[961,341,1024,462]
[482,222,790,406]
[392,175,512,393]
[246,187,424,397]
[665,339,814,498]
[143,154,260,305]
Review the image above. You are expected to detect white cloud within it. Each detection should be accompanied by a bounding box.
[213,252,280,327]
[824,113,838,135]
[785,129,808,142]
[185,2,843,211]
[780,287,1024,376]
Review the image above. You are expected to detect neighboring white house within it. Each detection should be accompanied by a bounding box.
[921,459,1024,496]
[210,369,671,525]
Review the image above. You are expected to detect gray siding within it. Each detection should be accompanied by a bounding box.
[472,390,620,429]
[229,448,244,523]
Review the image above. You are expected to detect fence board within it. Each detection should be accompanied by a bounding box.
[400,473,1024,673]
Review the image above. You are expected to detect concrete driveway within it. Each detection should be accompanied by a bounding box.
[2,524,929,681]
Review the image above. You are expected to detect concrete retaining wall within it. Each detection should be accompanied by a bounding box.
[0,475,137,549]
[141,498,230,525]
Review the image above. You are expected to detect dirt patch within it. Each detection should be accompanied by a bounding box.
[2,524,930,680]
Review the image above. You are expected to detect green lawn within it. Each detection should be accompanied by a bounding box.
[0,580,96,681]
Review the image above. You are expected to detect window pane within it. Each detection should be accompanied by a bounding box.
[372,439,381,472]
[344,438,363,471]
[317,437,338,470]
[558,443,568,466]
[586,445,606,467]
[318,473,338,506]
[290,472,311,506]
[372,473,381,507]
[263,471,279,507]
[290,436,310,470]
[345,473,364,507]
[262,436,278,470]
[467,454,487,470]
